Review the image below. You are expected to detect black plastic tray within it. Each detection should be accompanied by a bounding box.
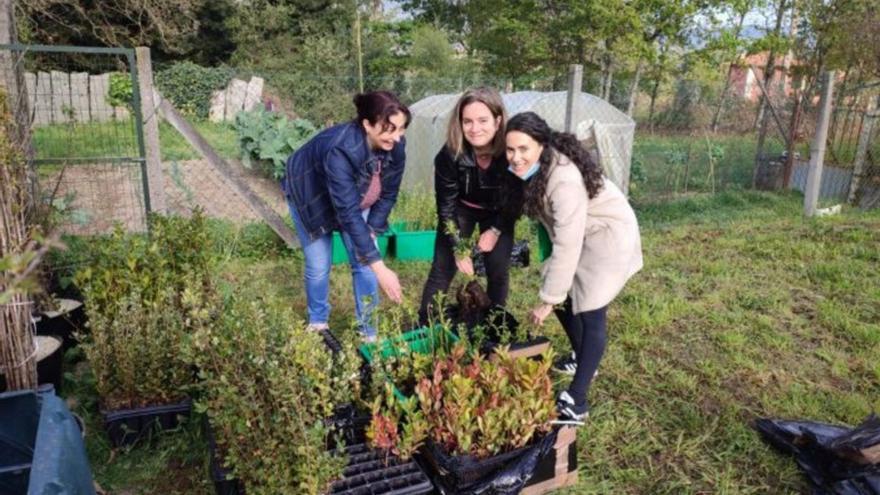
[319,328,344,354]
[328,442,434,495]
[206,422,435,495]
[101,397,192,447]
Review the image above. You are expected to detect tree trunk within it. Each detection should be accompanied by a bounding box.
[848,94,879,205]
[783,87,804,188]
[711,10,747,133]
[752,0,787,186]
[649,77,660,134]
[626,60,643,117]
[602,57,614,101]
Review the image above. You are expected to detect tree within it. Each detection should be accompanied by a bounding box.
[20,0,204,64]
[228,0,357,123]
[707,0,765,131]
[465,0,551,85]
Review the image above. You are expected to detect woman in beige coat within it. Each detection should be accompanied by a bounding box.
[505,112,643,424]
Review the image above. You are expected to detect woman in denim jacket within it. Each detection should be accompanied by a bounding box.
[282,91,410,341]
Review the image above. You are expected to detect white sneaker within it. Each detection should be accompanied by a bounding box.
[306,322,329,332]
[552,390,590,426]
[552,352,578,375]
[553,352,599,379]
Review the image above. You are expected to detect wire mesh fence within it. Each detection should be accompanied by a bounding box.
[1,44,150,235]
[3,45,879,247]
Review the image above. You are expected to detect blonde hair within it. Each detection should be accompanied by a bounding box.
[446,87,507,159]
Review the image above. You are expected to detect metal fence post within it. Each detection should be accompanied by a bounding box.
[804,70,835,217]
[126,49,152,218]
[565,64,583,133]
[847,94,878,206]
[135,47,166,214]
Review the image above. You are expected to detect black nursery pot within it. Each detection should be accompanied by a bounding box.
[35,298,85,351]
[101,397,193,448]
[0,335,64,393]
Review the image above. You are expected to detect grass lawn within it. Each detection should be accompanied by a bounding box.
[63,190,880,494]
[32,119,240,163]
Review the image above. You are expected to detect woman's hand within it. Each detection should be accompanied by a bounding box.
[455,256,475,276]
[370,261,402,303]
[477,229,500,253]
[529,303,554,326]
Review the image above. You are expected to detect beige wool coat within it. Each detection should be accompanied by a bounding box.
[537,151,643,313]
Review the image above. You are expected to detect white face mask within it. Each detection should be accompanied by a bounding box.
[509,162,540,181]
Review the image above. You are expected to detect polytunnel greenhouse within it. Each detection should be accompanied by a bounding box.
[403,91,636,194]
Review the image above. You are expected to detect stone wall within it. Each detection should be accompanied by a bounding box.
[208,76,264,122]
[25,71,129,126]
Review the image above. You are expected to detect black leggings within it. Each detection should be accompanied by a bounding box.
[418,205,514,324]
[554,298,608,407]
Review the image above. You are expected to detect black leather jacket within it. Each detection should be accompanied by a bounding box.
[434,145,522,239]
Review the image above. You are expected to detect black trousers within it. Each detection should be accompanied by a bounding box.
[418,205,514,324]
[554,298,608,407]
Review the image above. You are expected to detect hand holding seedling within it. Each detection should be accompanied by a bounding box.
[445,219,479,277]
[528,303,554,326]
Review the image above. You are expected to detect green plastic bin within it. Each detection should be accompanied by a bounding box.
[536,222,552,262]
[394,230,437,261]
[331,231,391,265]
[359,326,459,402]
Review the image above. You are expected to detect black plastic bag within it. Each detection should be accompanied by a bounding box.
[754,414,880,495]
[420,428,558,494]
[473,240,530,276]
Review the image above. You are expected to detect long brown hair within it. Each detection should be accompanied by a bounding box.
[506,112,604,218]
[446,87,507,158]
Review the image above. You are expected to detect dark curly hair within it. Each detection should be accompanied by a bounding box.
[506,112,604,218]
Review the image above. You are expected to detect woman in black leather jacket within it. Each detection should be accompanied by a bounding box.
[418,87,523,323]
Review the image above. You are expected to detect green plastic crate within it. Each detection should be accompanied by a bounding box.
[359,326,459,402]
[536,222,552,262]
[394,230,436,261]
[331,231,391,265]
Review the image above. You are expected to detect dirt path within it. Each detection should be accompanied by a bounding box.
[42,159,288,236]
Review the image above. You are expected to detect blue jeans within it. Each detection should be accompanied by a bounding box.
[288,203,379,337]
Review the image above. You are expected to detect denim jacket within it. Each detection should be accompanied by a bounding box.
[282,121,406,264]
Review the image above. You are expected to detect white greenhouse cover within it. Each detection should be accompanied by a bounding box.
[403,91,636,195]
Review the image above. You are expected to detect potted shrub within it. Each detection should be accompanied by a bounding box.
[75,211,218,447]
[187,291,362,495]
[388,192,437,261]
[368,345,560,493]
